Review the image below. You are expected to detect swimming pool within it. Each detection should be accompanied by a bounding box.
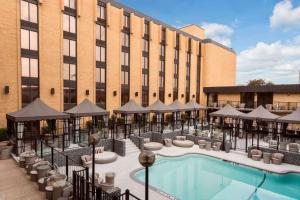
[134,154,300,200]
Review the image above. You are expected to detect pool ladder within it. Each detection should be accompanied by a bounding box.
[248,173,267,200]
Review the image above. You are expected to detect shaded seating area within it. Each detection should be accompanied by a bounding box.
[113,99,149,139]
[209,104,244,151]
[169,100,190,133]
[6,98,70,155]
[65,98,109,146]
[185,100,207,133]
[145,100,174,133]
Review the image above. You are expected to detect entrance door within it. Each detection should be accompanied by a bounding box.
[240,92,255,108]
[257,92,273,107]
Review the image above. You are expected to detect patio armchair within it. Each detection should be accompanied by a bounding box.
[0,141,13,160]
[198,140,206,149]
[271,153,284,165]
[239,103,245,109]
[250,149,262,161]
[81,155,92,168]
[279,141,288,151]
[212,142,222,151]
[268,140,277,149]
[289,143,299,153]
[164,138,172,147]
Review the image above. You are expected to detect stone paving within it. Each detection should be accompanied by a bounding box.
[0,159,45,200]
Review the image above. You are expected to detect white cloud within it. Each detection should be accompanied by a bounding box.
[202,23,233,47]
[270,0,300,30]
[237,37,300,84]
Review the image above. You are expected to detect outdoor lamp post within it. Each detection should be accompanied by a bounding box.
[138,150,156,200]
[88,134,100,197]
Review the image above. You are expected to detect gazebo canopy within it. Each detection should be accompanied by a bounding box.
[241,105,280,121]
[6,98,69,122]
[185,100,206,111]
[65,99,109,117]
[210,104,244,118]
[145,100,173,113]
[169,100,189,112]
[113,99,148,114]
[277,108,300,123]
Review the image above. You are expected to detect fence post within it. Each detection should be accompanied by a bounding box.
[125,189,130,200]
[65,155,69,181]
[51,146,54,167]
[40,140,43,158]
[80,176,84,200]
[34,138,37,154]
[73,171,76,199]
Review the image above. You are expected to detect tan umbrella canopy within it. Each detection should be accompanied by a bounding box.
[241,105,279,121]
[277,108,300,123]
[113,99,148,114]
[6,98,70,122]
[210,104,244,118]
[145,100,174,113]
[185,100,207,111]
[169,100,189,112]
[65,99,109,117]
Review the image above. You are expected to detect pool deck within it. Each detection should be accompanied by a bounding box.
[95,145,300,200]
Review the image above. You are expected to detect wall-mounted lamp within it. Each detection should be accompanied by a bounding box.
[86,89,89,96]
[135,92,139,97]
[192,94,195,98]
[153,92,156,97]
[168,93,172,97]
[50,88,55,95]
[181,94,184,98]
[113,91,117,96]
[4,86,9,94]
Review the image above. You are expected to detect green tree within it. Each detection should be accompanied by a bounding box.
[247,79,274,86]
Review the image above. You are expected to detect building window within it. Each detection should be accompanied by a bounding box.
[121,71,129,85]
[96,24,106,41]
[186,39,192,103]
[63,14,76,33]
[21,29,38,51]
[144,22,149,35]
[173,33,180,101]
[96,68,105,84]
[159,28,166,102]
[142,57,148,69]
[124,14,130,28]
[64,64,76,81]
[121,52,129,66]
[96,46,105,62]
[196,43,202,103]
[64,39,76,57]
[64,0,76,9]
[122,32,129,47]
[22,85,38,106]
[143,40,149,52]
[21,57,38,78]
[142,74,148,87]
[97,4,105,20]
[21,0,37,23]
[96,88,105,107]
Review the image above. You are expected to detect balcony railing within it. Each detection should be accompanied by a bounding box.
[208,101,300,112]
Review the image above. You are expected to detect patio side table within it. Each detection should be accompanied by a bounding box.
[263,152,271,164]
[37,165,51,179]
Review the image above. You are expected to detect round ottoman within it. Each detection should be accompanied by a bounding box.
[95,152,118,164]
[144,142,163,151]
[173,140,194,148]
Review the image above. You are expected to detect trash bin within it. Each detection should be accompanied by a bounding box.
[225,141,231,153]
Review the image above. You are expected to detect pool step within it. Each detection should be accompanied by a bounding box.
[211,181,255,200]
[125,139,140,155]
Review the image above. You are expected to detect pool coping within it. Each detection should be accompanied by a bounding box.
[130,151,300,200]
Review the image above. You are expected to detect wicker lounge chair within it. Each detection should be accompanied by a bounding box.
[251,149,262,161]
[144,142,163,151]
[271,153,284,165]
[268,140,277,149]
[95,152,118,164]
[81,155,92,168]
[289,143,299,153]
[198,140,206,149]
[164,138,172,147]
[173,140,194,148]
[212,142,222,151]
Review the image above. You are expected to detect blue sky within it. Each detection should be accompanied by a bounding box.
[117,0,300,85]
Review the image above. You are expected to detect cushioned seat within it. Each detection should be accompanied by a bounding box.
[173,140,194,148]
[144,142,163,151]
[95,152,117,164]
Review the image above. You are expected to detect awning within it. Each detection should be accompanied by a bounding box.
[185,100,207,111]
[145,100,174,113]
[65,99,109,117]
[6,98,69,122]
[210,104,244,118]
[113,99,148,114]
[169,100,189,112]
[241,105,280,121]
[277,108,300,123]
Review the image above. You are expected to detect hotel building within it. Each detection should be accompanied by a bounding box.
[0,0,236,127]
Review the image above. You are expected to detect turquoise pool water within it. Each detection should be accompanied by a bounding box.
[134,154,300,200]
